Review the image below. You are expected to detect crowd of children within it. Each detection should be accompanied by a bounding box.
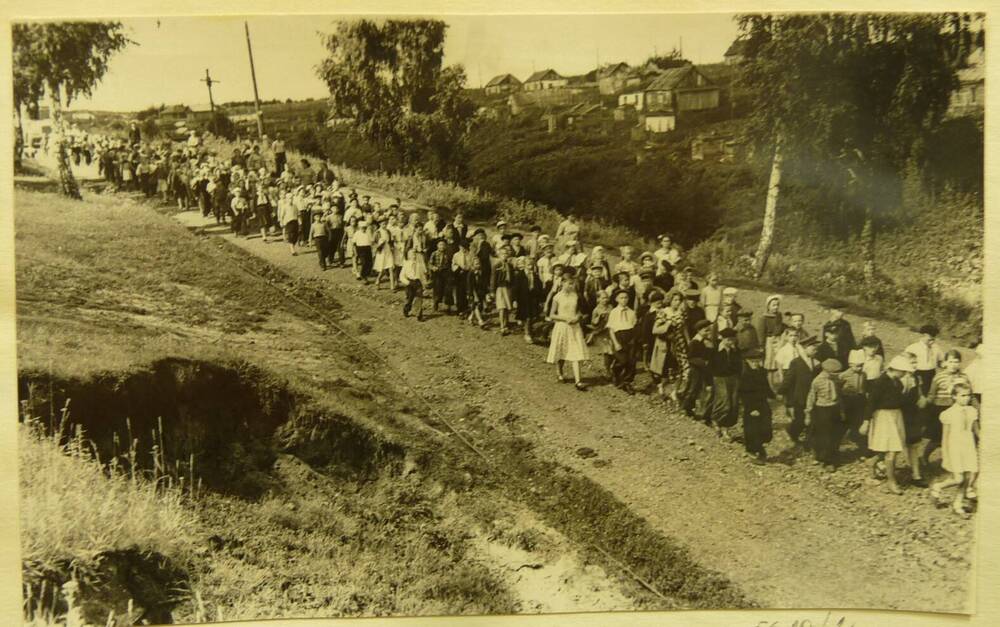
[96,131,982,518]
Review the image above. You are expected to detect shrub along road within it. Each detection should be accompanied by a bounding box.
[173,209,974,612]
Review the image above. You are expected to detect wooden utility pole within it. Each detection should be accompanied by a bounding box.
[201,69,220,112]
[244,20,264,140]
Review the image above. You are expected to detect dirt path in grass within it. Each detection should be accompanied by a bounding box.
[171,209,974,613]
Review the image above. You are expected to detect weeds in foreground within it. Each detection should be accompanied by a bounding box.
[19,400,201,622]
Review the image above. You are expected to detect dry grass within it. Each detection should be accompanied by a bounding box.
[19,415,201,578]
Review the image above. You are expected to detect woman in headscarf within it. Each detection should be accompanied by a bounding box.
[754,294,785,392]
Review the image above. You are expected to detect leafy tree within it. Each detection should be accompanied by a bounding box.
[644,47,690,70]
[12,22,132,199]
[205,112,237,140]
[140,116,160,139]
[736,13,982,281]
[316,19,475,177]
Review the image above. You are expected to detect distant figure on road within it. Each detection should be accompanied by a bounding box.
[128,121,141,146]
[271,135,287,175]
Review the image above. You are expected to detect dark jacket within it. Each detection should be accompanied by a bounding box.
[710,347,743,378]
[739,365,774,413]
[780,356,820,408]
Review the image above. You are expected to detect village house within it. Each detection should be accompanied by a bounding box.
[484,73,522,96]
[159,104,191,122]
[644,65,720,113]
[617,65,720,114]
[523,69,568,91]
[597,62,632,95]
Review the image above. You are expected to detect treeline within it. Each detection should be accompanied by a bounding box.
[285,110,981,251]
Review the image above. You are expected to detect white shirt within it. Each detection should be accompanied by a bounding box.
[607,306,637,332]
[353,229,372,246]
[905,341,945,371]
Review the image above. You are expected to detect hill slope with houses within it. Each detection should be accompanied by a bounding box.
[34,42,984,340]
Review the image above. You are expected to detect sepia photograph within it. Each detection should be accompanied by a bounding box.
[8,7,987,626]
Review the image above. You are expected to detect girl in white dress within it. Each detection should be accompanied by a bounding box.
[546,269,589,391]
[372,221,397,290]
[931,382,979,517]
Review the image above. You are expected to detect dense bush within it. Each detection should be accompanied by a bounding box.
[205,112,237,140]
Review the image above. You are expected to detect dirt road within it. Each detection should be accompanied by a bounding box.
[172,210,974,613]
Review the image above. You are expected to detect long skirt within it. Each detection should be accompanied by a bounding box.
[868,408,905,453]
[547,321,589,363]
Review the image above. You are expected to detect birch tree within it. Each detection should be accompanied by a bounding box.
[12,22,132,199]
[736,13,981,282]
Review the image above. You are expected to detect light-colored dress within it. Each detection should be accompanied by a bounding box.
[547,291,589,363]
[940,404,979,473]
[372,227,395,272]
[389,225,405,267]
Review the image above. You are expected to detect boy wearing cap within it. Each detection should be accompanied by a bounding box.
[607,288,639,392]
[710,327,743,440]
[816,324,849,373]
[721,287,742,319]
[806,358,846,469]
[780,335,821,446]
[739,347,774,463]
[682,319,715,420]
[582,264,610,317]
[683,289,707,338]
[491,221,509,251]
[673,266,699,293]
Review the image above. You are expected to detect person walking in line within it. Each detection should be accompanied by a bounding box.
[806,358,846,470]
[780,335,821,447]
[547,269,589,391]
[930,382,978,518]
[310,213,330,271]
[866,355,917,495]
[739,347,774,464]
[400,247,428,322]
[709,327,743,441]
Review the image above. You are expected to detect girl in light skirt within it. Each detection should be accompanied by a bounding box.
[547,268,589,391]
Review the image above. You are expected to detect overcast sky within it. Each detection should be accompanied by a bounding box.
[62,14,740,111]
